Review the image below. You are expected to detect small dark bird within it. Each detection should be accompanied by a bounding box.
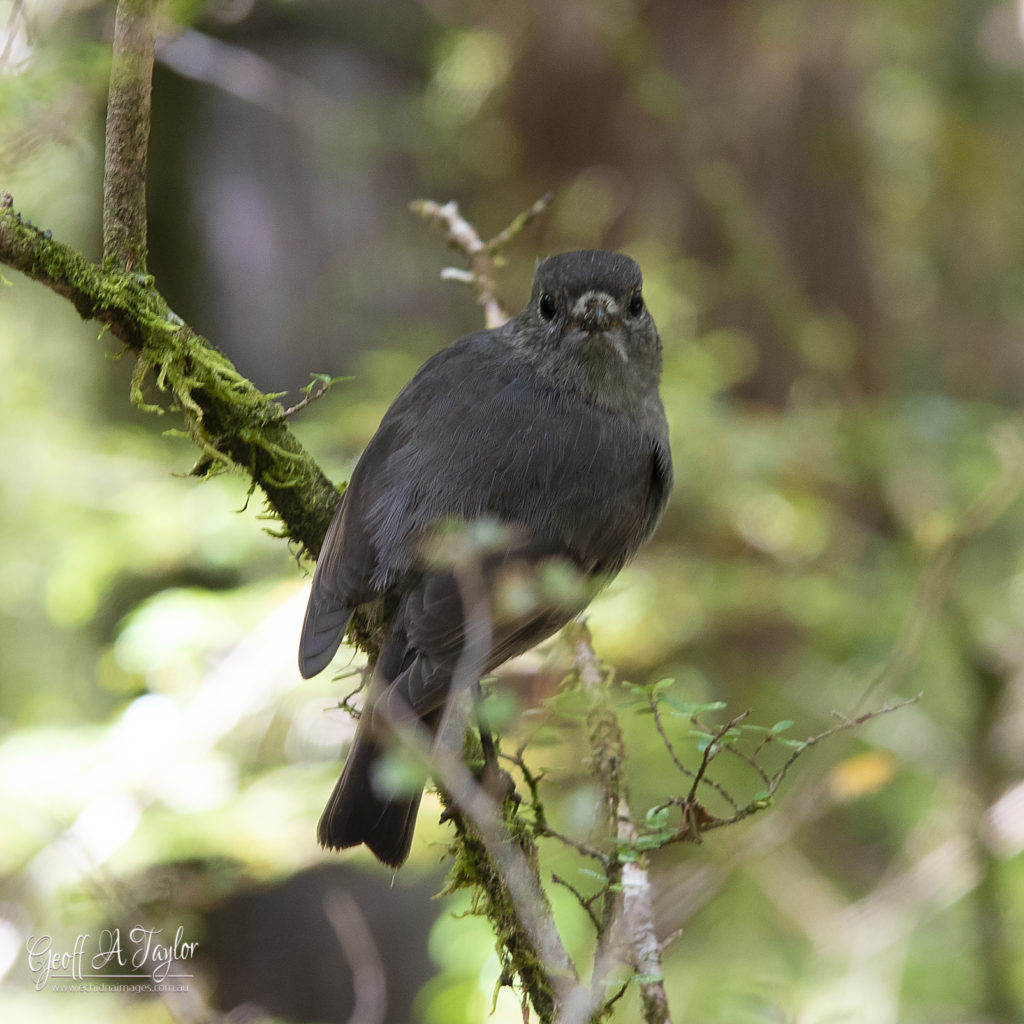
[299,250,672,867]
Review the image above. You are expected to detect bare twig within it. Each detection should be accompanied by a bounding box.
[650,695,742,813]
[766,695,922,793]
[410,193,553,328]
[282,374,352,418]
[685,710,750,806]
[486,192,555,252]
[536,824,609,864]
[103,0,158,271]
[551,873,603,932]
[282,387,331,419]
[411,199,508,327]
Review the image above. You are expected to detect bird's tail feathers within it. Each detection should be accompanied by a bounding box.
[317,716,422,868]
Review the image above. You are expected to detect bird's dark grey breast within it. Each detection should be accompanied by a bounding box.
[366,331,672,588]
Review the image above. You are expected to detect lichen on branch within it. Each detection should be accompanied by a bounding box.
[0,190,340,557]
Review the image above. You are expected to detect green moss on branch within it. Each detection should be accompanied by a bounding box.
[0,192,339,557]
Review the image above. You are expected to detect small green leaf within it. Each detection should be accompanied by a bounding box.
[635,834,669,850]
[691,731,716,752]
[302,372,353,394]
[645,806,670,830]
[771,719,795,733]
[663,697,728,716]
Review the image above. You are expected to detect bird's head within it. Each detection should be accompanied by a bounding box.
[513,250,662,411]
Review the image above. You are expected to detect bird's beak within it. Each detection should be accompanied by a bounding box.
[571,291,622,333]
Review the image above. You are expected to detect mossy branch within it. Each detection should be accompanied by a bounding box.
[0,190,340,556]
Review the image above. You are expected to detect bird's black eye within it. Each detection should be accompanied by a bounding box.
[628,291,645,317]
[539,293,557,320]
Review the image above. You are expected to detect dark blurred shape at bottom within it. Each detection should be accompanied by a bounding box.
[202,862,438,1023]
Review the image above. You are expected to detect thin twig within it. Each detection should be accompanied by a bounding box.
[411,198,506,326]
[486,191,555,252]
[768,694,922,792]
[674,694,923,840]
[536,825,609,864]
[282,375,351,418]
[410,193,553,328]
[282,385,330,418]
[651,695,742,812]
[686,710,750,806]
[649,696,690,776]
[551,873,603,932]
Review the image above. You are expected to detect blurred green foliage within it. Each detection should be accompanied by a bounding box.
[3,1,1024,1022]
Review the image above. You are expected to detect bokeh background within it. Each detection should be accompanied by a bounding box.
[3,1,1024,1021]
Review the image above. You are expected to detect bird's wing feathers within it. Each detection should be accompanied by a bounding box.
[366,335,667,576]
[300,329,669,679]
[298,414,405,678]
[377,537,588,718]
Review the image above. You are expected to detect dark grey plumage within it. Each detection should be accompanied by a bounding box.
[299,250,672,867]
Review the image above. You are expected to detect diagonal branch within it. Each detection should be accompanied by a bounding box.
[2,0,341,556]
[0,191,340,557]
[410,192,553,328]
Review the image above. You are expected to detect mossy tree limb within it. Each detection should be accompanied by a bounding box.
[0,191,341,557]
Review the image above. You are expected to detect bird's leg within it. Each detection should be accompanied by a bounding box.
[437,685,520,826]
[474,679,499,769]
[472,680,520,808]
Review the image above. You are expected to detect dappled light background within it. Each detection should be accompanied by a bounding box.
[3,0,1024,1021]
